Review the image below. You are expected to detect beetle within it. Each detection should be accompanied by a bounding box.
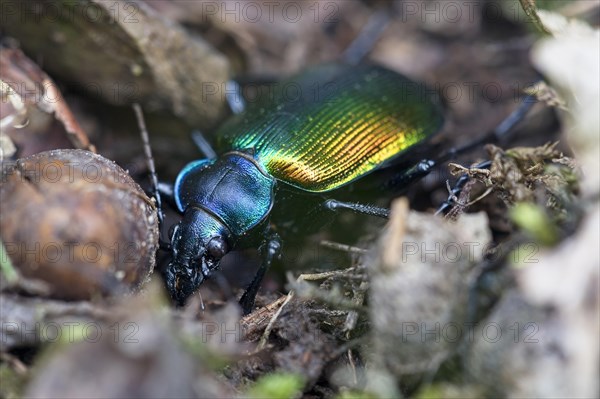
[152,63,443,314]
[145,62,535,315]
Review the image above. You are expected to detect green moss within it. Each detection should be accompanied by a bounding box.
[510,202,558,246]
[245,373,304,399]
[335,390,381,399]
[0,239,19,284]
[0,364,28,399]
[415,383,485,399]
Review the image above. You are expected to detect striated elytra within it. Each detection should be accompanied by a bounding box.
[166,63,444,314]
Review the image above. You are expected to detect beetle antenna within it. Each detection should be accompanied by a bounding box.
[133,104,164,228]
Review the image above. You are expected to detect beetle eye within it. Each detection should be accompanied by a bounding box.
[207,236,228,260]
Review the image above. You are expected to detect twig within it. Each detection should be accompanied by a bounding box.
[240,295,288,340]
[0,352,28,375]
[257,291,294,350]
[320,240,368,255]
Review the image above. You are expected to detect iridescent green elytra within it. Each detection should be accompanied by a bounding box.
[168,63,444,310]
[217,63,444,192]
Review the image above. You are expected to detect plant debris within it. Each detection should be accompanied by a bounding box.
[1,1,598,398]
[445,142,579,226]
[0,47,94,158]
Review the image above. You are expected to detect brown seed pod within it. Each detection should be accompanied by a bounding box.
[0,149,159,300]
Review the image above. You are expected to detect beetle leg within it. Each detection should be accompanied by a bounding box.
[342,8,391,65]
[225,80,246,115]
[154,181,179,251]
[435,160,492,216]
[157,181,180,213]
[437,94,538,164]
[383,159,436,190]
[324,199,390,219]
[239,232,282,315]
[384,93,537,193]
[191,130,217,159]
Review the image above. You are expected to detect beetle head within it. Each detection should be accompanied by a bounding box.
[166,207,230,305]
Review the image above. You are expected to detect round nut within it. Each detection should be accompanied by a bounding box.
[0,149,159,300]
